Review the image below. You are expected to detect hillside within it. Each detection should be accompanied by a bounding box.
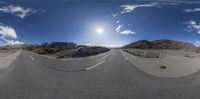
[0,42,110,58]
[25,42,110,58]
[122,39,197,50]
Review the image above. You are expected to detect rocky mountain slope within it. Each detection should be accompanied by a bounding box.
[0,42,110,58]
[122,39,197,50]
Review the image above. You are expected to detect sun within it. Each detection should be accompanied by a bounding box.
[96,27,104,35]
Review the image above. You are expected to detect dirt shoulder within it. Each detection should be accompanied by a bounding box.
[0,50,21,70]
[120,50,200,78]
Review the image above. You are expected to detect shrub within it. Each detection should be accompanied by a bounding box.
[184,54,190,58]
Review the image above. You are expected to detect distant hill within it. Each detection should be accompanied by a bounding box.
[25,42,110,58]
[122,39,197,50]
[0,44,26,53]
[0,42,110,58]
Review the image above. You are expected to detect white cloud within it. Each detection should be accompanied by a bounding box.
[186,20,200,34]
[120,30,135,35]
[100,42,123,47]
[115,25,123,32]
[115,24,135,35]
[0,26,17,40]
[184,8,200,13]
[84,43,92,46]
[112,13,118,17]
[84,42,123,48]
[194,40,200,46]
[0,5,36,19]
[172,0,200,4]
[5,40,24,45]
[120,2,157,14]
[0,25,23,45]
[116,20,120,24]
[152,0,200,4]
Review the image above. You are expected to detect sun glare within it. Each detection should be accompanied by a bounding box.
[96,27,104,35]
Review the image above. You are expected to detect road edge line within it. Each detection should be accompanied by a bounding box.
[84,60,106,71]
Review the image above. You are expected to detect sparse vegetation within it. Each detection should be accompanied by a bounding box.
[184,54,190,58]
[72,46,110,57]
[0,45,22,53]
[123,49,163,58]
[122,39,197,50]
[122,40,200,58]
[160,65,168,70]
[0,42,110,58]
[197,48,200,53]
[23,42,110,58]
[183,54,196,58]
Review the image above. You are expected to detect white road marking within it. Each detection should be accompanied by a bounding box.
[119,50,129,61]
[85,60,106,70]
[29,56,35,60]
[125,57,129,60]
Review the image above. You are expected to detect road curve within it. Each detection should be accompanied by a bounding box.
[0,50,200,99]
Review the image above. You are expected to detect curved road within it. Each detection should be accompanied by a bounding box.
[0,50,200,99]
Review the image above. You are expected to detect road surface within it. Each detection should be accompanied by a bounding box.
[0,50,200,99]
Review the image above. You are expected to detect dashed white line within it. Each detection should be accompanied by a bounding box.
[29,56,35,60]
[85,60,106,70]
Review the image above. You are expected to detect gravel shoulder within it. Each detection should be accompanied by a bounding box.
[0,50,21,70]
[120,50,200,78]
[0,53,12,57]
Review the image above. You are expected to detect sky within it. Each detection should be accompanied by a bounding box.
[0,0,200,47]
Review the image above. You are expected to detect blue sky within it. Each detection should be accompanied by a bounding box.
[0,0,200,47]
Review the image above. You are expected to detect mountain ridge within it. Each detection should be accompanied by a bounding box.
[122,39,197,50]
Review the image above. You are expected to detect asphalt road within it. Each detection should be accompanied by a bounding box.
[1,50,200,99]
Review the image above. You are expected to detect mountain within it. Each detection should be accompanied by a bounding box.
[0,44,27,53]
[122,40,151,49]
[122,39,197,50]
[0,42,110,58]
[24,42,110,58]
